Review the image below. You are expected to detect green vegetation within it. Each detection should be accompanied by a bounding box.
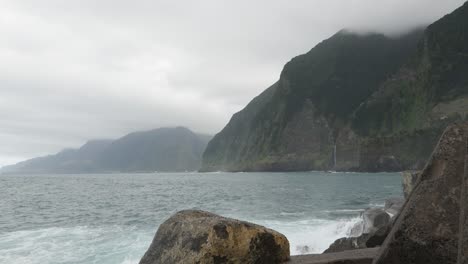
[202,2,468,172]
[353,2,468,137]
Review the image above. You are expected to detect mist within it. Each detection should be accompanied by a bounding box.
[0,0,465,166]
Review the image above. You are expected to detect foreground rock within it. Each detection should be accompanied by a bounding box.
[289,247,379,264]
[139,210,289,264]
[374,122,468,263]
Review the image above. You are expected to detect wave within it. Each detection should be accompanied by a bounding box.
[322,209,366,214]
[369,202,385,208]
[280,211,306,216]
[258,216,362,255]
[0,226,152,264]
[0,210,380,262]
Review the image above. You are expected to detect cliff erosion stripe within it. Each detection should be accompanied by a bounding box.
[457,135,468,264]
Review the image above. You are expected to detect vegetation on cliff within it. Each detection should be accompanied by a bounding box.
[202,2,468,172]
[353,1,468,136]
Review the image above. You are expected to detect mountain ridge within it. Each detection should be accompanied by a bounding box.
[2,127,211,174]
[201,2,468,172]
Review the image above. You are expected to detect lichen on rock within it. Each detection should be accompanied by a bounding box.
[139,210,290,264]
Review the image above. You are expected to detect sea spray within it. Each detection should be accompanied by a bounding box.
[0,172,403,263]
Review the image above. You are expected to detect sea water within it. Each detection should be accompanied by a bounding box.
[0,172,402,264]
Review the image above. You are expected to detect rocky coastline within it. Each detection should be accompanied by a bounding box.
[139,122,468,263]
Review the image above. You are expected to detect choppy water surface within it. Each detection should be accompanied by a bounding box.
[0,172,402,264]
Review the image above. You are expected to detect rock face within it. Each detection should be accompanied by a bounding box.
[401,171,420,199]
[373,122,468,264]
[201,29,428,172]
[139,210,290,264]
[201,1,468,173]
[362,209,390,234]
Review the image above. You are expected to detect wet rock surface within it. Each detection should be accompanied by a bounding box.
[139,210,290,264]
[362,208,390,234]
[324,223,392,254]
[323,234,371,253]
[324,208,392,253]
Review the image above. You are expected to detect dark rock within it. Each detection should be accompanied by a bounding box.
[324,223,392,254]
[323,234,371,253]
[139,210,289,264]
[325,207,394,254]
[373,122,468,264]
[365,225,391,248]
[362,208,390,234]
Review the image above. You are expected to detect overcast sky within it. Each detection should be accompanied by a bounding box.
[0,0,465,167]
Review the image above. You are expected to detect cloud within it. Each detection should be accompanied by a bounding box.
[0,0,465,166]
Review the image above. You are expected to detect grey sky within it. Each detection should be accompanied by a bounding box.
[0,0,465,167]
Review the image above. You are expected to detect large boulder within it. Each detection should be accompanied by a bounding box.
[324,208,392,253]
[323,234,371,253]
[362,208,390,234]
[374,122,468,264]
[139,210,290,264]
[349,208,391,237]
[365,225,391,248]
[324,223,392,254]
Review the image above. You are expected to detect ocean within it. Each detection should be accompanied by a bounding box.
[0,172,402,264]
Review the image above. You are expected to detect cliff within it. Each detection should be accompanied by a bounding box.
[201,2,468,172]
[1,127,211,173]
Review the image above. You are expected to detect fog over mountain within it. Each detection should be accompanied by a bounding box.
[1,127,211,173]
[0,0,464,167]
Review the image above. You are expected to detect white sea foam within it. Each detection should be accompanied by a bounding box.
[322,209,365,213]
[280,211,306,216]
[369,202,385,208]
[0,217,363,263]
[0,226,153,264]
[260,216,362,255]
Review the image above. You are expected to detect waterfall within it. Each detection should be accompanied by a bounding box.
[333,143,337,169]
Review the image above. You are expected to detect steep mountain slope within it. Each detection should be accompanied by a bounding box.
[202,2,468,172]
[98,127,209,172]
[354,1,468,135]
[2,127,211,173]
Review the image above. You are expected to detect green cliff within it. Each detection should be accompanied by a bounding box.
[202,2,468,172]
